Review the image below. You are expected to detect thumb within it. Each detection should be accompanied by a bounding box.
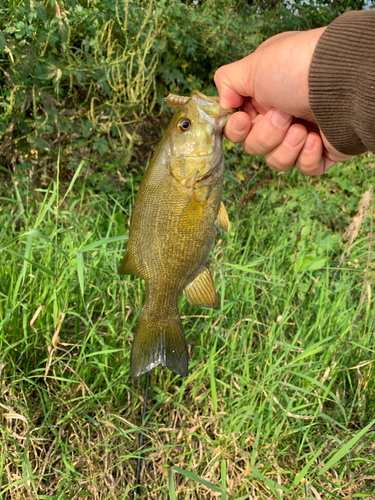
[214,56,255,109]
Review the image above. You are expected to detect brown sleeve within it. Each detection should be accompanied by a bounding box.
[309,9,375,156]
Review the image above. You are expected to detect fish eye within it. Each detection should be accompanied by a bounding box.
[178,118,191,132]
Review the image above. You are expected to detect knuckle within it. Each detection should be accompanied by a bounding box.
[296,156,322,176]
[267,163,282,172]
[267,156,294,171]
[298,165,320,176]
[214,65,227,85]
[243,138,263,156]
[256,129,273,151]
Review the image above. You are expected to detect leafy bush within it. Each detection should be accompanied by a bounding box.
[0,0,162,178]
[154,0,263,96]
[0,0,372,180]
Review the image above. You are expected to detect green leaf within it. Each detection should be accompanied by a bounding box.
[33,0,47,21]
[318,418,375,475]
[0,31,6,52]
[295,254,327,273]
[93,137,109,156]
[54,67,62,84]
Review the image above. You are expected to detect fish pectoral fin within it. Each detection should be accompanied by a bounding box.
[120,248,139,276]
[184,266,217,308]
[131,312,188,378]
[215,201,230,234]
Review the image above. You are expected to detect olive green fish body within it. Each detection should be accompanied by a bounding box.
[121,91,233,378]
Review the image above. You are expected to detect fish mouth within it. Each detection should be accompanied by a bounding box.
[191,90,220,106]
[165,90,237,117]
[191,90,237,118]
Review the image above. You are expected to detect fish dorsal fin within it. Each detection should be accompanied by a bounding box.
[184,266,217,308]
[216,201,230,234]
[120,248,139,276]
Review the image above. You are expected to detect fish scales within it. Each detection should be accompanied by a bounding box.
[120,90,235,378]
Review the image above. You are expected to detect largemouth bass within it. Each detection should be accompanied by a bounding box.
[120,90,234,378]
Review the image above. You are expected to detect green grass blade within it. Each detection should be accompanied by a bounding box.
[77,251,85,297]
[318,418,375,475]
[221,460,227,500]
[210,352,217,417]
[22,233,34,283]
[226,263,264,275]
[171,466,223,493]
[6,250,56,278]
[293,441,326,486]
[288,335,336,366]
[79,234,128,253]
[0,229,68,258]
[250,470,290,498]
[251,413,263,468]
[11,176,25,215]
[60,160,85,205]
[34,185,57,230]
[168,468,177,500]
[32,229,69,258]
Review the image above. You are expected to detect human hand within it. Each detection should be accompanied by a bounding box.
[214,29,352,175]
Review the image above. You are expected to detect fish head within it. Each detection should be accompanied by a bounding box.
[165,91,236,186]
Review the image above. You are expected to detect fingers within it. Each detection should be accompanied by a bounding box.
[265,130,338,175]
[223,106,345,175]
[242,108,294,156]
[214,58,255,109]
[265,123,308,171]
[295,133,325,175]
[296,133,337,175]
[224,112,252,143]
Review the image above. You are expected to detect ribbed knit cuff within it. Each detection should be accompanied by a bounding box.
[309,9,375,156]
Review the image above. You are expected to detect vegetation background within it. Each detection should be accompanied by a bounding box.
[0,0,374,498]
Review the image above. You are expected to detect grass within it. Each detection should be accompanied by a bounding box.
[0,147,374,499]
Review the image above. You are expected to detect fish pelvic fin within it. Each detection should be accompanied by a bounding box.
[215,201,230,234]
[131,311,188,378]
[120,248,139,276]
[184,265,217,308]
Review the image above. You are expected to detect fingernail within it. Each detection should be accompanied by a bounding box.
[232,117,247,133]
[285,128,305,148]
[271,109,291,128]
[304,138,316,152]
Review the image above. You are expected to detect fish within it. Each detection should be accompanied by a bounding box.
[120,90,234,378]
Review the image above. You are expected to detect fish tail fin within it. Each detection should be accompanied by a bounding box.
[130,311,188,378]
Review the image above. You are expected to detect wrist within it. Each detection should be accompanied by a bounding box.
[309,10,375,155]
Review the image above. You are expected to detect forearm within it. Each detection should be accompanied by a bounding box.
[309,9,375,156]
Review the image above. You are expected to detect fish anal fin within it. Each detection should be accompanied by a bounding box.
[131,312,188,378]
[120,248,139,276]
[216,201,230,234]
[184,266,217,308]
